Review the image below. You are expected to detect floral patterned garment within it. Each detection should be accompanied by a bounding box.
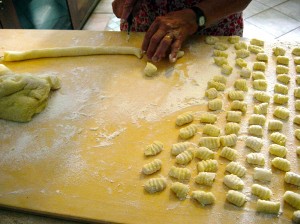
[121,0,243,36]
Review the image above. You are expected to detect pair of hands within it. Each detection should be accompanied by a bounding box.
[112,0,198,63]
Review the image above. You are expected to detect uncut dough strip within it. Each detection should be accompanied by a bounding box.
[3,46,143,62]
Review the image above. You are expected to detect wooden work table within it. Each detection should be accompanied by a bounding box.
[0,29,299,223]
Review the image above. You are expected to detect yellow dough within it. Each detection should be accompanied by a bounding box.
[3,46,143,62]
[144,62,158,77]
[0,65,60,122]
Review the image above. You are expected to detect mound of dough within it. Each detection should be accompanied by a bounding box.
[0,65,61,122]
[144,62,157,77]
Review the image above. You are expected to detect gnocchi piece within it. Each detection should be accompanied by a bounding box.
[221,64,233,75]
[284,191,300,209]
[253,80,267,91]
[250,38,264,47]
[270,132,287,146]
[214,57,228,66]
[292,211,300,223]
[179,124,198,139]
[228,90,244,101]
[240,67,251,78]
[285,172,300,187]
[176,111,194,126]
[142,159,162,175]
[234,79,248,91]
[223,174,244,190]
[277,74,290,84]
[253,167,272,182]
[274,83,288,95]
[273,106,289,120]
[144,141,164,156]
[213,50,228,58]
[226,111,242,123]
[297,147,300,156]
[170,182,190,200]
[276,65,289,74]
[205,36,219,45]
[207,80,226,91]
[144,62,157,76]
[203,124,221,137]
[228,36,240,44]
[144,178,167,193]
[197,159,218,172]
[226,162,247,177]
[200,113,217,124]
[252,71,266,80]
[220,146,238,161]
[296,65,300,73]
[256,199,280,214]
[234,41,247,50]
[251,184,272,200]
[214,42,229,51]
[198,137,221,150]
[248,45,264,54]
[245,136,263,152]
[231,100,247,113]
[235,58,248,68]
[195,172,216,186]
[256,53,268,62]
[253,91,271,103]
[236,49,250,58]
[226,190,247,207]
[213,74,227,84]
[277,56,289,65]
[248,125,263,137]
[191,191,216,206]
[253,62,266,71]
[294,115,300,125]
[295,87,300,98]
[268,119,283,131]
[273,93,288,105]
[248,114,266,126]
[194,147,215,160]
[293,48,300,56]
[176,149,194,165]
[169,166,191,181]
[271,157,290,171]
[225,122,241,135]
[171,142,192,156]
[296,101,300,111]
[205,88,218,99]
[295,129,300,141]
[294,57,300,65]
[220,134,238,147]
[208,98,223,111]
[246,153,265,166]
[254,102,268,115]
[273,46,286,56]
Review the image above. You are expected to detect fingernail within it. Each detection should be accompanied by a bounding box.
[152,56,159,62]
[142,50,146,54]
[169,54,176,63]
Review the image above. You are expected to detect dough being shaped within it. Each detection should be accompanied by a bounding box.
[0,65,61,122]
[144,62,157,77]
[3,46,142,62]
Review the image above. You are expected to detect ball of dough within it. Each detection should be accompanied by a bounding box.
[144,62,157,77]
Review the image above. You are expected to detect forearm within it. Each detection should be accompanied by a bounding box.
[195,0,252,27]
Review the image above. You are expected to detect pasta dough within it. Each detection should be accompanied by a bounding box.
[3,46,143,61]
[0,65,61,122]
[144,62,157,77]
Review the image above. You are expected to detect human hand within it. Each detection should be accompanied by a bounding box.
[112,0,140,20]
[142,9,198,63]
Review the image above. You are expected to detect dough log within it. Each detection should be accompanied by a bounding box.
[3,46,143,62]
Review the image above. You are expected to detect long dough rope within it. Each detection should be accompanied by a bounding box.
[3,46,143,62]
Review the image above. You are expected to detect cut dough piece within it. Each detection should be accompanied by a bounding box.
[0,65,61,122]
[144,62,157,77]
[3,46,143,62]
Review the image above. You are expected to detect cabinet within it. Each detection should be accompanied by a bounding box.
[0,0,99,29]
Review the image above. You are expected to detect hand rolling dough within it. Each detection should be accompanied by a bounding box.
[3,46,142,62]
[0,65,60,122]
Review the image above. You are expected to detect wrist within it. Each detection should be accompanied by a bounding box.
[189,6,206,32]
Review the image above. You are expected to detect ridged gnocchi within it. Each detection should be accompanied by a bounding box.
[245,136,263,152]
[248,45,264,54]
[144,141,164,156]
[195,172,216,186]
[191,191,216,206]
[246,153,265,166]
[228,90,244,101]
[293,47,300,56]
[235,58,248,68]
[273,46,286,56]
[200,113,217,124]
[284,191,300,209]
[179,124,198,139]
[226,162,247,177]
[226,111,242,123]
[234,79,248,91]
[171,142,192,156]
[295,129,300,141]
[276,65,289,74]
[203,124,221,137]
[221,64,233,75]
[231,100,247,113]
[220,146,238,161]
[226,190,247,207]
[197,159,218,172]
[205,36,219,45]
[251,184,272,200]
[194,147,215,160]
[270,132,287,146]
[144,178,167,193]
[271,157,290,171]
[169,166,191,181]
[214,57,228,66]
[248,125,263,137]
[273,94,288,105]
[170,182,190,200]
[253,62,266,71]
[225,122,241,135]
[214,42,229,51]
[213,50,228,58]
[240,67,251,78]
[256,53,268,62]
[250,38,264,47]
[285,172,300,187]
[256,199,280,214]
[248,114,266,126]
[176,111,194,126]
[253,91,271,103]
[276,56,289,65]
[199,137,220,150]
[228,36,240,44]
[176,149,194,165]
[205,88,218,99]
[254,102,268,115]
[274,83,288,95]
[252,71,266,80]
[269,144,287,157]
[295,88,300,98]
[207,80,226,91]
[234,41,247,50]
[236,49,250,58]
[220,134,238,147]
[253,167,272,182]
[273,106,290,120]
[208,98,223,111]
[253,80,267,91]
[223,174,244,190]
[277,74,290,84]
[213,75,227,84]
[142,159,162,175]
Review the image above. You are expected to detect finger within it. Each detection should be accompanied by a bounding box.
[169,39,182,63]
[145,29,167,61]
[142,20,160,53]
[152,34,174,62]
[121,0,139,20]
[112,0,124,18]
